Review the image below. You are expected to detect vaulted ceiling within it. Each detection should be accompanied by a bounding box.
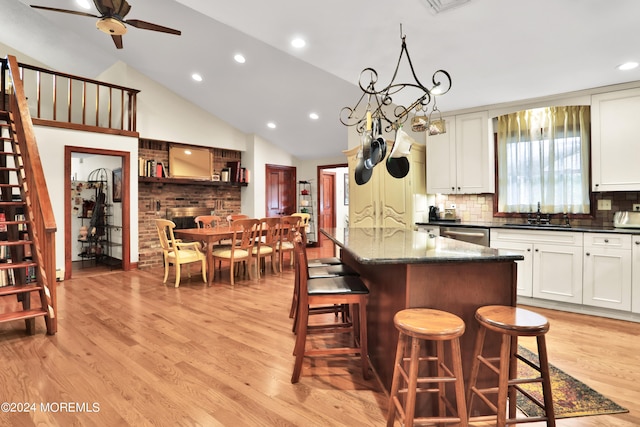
[4,0,640,159]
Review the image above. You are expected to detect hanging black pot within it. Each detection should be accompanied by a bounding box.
[355,132,373,185]
[386,156,410,178]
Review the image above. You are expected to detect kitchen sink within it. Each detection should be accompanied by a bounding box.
[503,223,572,228]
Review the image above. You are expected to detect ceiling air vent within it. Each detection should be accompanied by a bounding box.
[424,0,471,14]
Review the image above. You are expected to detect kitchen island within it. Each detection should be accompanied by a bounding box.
[321,227,523,410]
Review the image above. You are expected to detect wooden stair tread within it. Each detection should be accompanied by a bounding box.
[0,308,47,323]
[0,201,26,206]
[0,240,33,246]
[0,220,30,225]
[0,260,37,270]
[0,284,43,297]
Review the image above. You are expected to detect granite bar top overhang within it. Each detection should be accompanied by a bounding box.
[321,227,524,265]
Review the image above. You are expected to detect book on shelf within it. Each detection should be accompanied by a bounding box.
[0,212,6,232]
[226,161,241,182]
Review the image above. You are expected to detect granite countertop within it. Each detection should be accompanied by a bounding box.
[416,221,640,234]
[320,227,523,265]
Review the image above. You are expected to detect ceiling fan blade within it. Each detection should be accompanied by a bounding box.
[125,19,181,35]
[93,0,114,15]
[111,34,123,49]
[30,5,99,19]
[94,0,131,17]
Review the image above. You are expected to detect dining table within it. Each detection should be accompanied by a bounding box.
[174,226,234,286]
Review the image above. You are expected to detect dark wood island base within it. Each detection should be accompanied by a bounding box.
[321,227,522,416]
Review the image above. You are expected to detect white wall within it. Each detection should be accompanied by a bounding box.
[33,126,138,274]
[244,133,297,218]
[97,61,248,151]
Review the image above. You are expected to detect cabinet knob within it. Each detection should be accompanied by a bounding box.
[451,186,455,191]
[527,248,531,252]
[595,183,599,187]
[535,248,539,252]
[586,252,591,256]
[604,239,609,243]
[636,241,640,245]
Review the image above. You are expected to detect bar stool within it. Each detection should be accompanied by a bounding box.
[386,308,468,427]
[467,305,555,427]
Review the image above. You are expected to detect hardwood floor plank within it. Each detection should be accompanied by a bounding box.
[0,256,638,426]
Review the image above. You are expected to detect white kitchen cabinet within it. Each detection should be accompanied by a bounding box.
[591,88,640,192]
[490,229,583,303]
[632,236,640,314]
[583,233,631,311]
[490,239,533,297]
[426,111,494,194]
[346,143,426,228]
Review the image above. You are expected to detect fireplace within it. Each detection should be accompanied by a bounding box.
[166,207,215,229]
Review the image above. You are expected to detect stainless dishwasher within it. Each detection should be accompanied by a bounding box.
[440,226,490,247]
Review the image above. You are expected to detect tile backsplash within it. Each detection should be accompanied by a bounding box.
[432,192,640,227]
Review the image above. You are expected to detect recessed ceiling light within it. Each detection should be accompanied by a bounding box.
[618,61,639,71]
[267,122,277,129]
[76,0,91,9]
[309,112,319,120]
[191,73,203,82]
[291,37,306,48]
[234,54,246,64]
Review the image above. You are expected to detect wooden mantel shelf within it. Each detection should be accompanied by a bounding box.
[138,176,248,187]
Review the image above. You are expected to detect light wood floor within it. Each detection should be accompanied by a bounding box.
[0,247,638,426]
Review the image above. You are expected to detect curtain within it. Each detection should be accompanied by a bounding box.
[497,106,590,213]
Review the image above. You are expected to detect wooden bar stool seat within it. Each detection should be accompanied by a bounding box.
[386,308,468,427]
[467,305,556,427]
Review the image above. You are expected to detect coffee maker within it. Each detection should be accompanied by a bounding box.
[428,206,439,221]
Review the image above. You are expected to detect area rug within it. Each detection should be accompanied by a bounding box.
[515,346,628,419]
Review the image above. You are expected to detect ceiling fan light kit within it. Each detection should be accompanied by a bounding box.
[96,17,127,35]
[30,0,181,49]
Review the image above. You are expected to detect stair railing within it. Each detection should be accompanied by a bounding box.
[1,57,139,135]
[6,55,57,333]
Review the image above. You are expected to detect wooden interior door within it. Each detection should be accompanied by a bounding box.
[319,172,336,245]
[265,164,296,217]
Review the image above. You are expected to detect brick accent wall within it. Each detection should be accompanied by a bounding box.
[138,139,243,269]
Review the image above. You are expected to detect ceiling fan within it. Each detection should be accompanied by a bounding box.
[30,0,181,49]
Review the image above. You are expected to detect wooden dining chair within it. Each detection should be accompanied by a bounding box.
[212,218,260,286]
[254,217,280,278]
[195,215,223,228]
[277,215,300,272]
[291,212,311,239]
[155,219,207,288]
[195,214,232,247]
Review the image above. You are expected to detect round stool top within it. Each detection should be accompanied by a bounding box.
[394,308,465,340]
[476,305,549,336]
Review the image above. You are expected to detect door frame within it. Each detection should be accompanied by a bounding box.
[317,162,347,243]
[64,146,131,278]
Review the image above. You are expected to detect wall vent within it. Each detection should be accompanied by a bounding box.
[424,0,471,14]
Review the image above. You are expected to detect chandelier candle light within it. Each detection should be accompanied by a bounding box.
[340,26,452,184]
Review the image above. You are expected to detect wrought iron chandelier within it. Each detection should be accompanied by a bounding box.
[340,27,452,134]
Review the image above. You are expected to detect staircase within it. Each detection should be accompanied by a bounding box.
[0,112,54,335]
[0,55,57,335]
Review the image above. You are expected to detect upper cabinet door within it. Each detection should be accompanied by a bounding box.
[426,112,494,194]
[455,111,493,194]
[592,88,640,192]
[426,116,456,193]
